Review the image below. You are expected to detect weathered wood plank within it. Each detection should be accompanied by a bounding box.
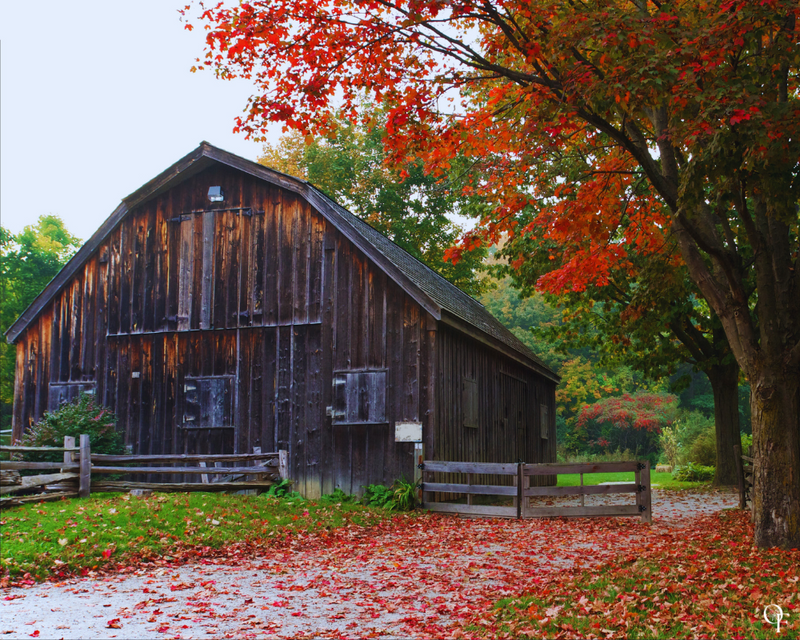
[142,207,157,333]
[423,461,519,475]
[423,502,517,517]
[292,325,308,494]
[279,193,294,325]
[264,187,280,325]
[0,445,79,453]
[91,465,276,475]
[523,504,641,518]
[402,296,420,421]
[119,216,133,334]
[177,217,194,331]
[0,470,21,485]
[79,434,91,498]
[524,484,638,497]
[91,453,279,463]
[422,483,518,496]
[278,449,289,480]
[320,233,336,496]
[522,462,640,476]
[307,210,323,323]
[131,216,147,332]
[1,491,78,508]
[0,473,79,496]
[91,481,276,493]
[2,462,80,471]
[226,211,241,328]
[188,212,201,329]
[293,199,308,323]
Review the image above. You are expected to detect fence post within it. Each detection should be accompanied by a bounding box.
[516,464,523,519]
[62,436,75,472]
[733,445,746,510]
[79,434,91,498]
[278,449,289,481]
[638,460,652,524]
[414,443,425,507]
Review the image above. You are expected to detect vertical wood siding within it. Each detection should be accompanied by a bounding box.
[434,325,557,487]
[10,163,555,496]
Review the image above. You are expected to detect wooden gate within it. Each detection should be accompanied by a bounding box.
[420,460,520,518]
[421,460,651,522]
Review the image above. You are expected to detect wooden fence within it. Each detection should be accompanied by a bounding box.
[0,436,288,508]
[421,460,652,523]
[419,461,521,518]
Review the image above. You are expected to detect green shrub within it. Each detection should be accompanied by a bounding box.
[20,393,124,462]
[361,480,417,511]
[658,424,680,468]
[321,488,357,504]
[263,478,297,498]
[665,410,716,467]
[363,483,396,508]
[391,478,418,511]
[687,425,716,466]
[673,462,715,482]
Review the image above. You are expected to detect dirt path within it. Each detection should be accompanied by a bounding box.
[1,490,738,639]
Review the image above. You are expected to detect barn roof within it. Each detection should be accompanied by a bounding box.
[5,142,558,382]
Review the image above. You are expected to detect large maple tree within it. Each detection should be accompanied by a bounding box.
[190,0,800,548]
[502,203,744,486]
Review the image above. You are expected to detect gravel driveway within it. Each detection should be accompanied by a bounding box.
[1,490,739,639]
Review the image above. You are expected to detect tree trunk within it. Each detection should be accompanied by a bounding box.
[751,371,800,549]
[706,362,742,486]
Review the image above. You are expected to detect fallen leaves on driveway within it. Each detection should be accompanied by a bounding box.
[5,491,795,639]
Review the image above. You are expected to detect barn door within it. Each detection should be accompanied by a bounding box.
[181,375,235,456]
[176,211,217,331]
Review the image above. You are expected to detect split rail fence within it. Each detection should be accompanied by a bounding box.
[421,460,652,522]
[0,435,288,508]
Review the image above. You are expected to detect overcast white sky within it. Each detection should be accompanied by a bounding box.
[1,1,276,242]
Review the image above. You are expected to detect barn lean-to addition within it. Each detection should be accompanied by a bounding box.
[6,142,559,497]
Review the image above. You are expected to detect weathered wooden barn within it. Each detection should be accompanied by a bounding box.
[6,142,559,497]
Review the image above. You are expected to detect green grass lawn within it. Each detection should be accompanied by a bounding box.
[0,490,387,582]
[557,470,710,490]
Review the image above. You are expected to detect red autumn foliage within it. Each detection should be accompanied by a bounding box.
[188,0,800,549]
[578,392,679,433]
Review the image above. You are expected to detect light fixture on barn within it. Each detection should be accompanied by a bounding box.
[208,186,224,203]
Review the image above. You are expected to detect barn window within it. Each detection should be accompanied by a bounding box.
[49,382,96,410]
[462,378,479,428]
[182,375,234,430]
[331,371,386,424]
[540,403,550,439]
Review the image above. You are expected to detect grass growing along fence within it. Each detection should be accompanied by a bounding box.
[0,491,388,583]
[557,471,711,490]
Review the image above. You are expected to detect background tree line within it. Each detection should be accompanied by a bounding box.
[0,217,80,433]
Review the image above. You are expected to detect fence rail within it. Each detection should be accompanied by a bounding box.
[421,460,651,522]
[0,436,287,508]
